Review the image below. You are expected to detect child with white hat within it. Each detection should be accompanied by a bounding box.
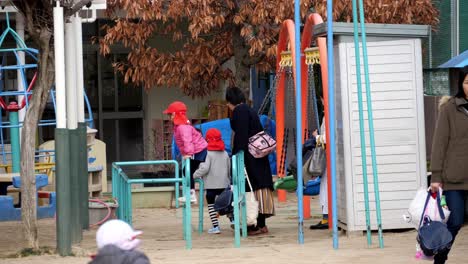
[89,219,150,264]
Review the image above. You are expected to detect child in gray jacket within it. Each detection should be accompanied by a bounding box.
[193,128,231,234]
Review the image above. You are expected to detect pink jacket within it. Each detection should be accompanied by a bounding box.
[174,124,208,156]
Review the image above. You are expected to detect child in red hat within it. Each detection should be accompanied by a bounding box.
[193,128,231,234]
[163,101,208,203]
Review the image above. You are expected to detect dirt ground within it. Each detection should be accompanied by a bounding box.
[0,196,466,264]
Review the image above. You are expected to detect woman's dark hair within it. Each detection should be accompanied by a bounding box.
[455,66,468,98]
[225,86,246,105]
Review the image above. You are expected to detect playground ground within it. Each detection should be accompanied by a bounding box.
[0,195,466,264]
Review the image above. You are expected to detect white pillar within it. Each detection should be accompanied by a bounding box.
[54,2,67,129]
[65,22,77,129]
[16,13,26,136]
[72,15,85,123]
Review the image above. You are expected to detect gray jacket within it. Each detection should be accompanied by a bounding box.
[89,245,150,264]
[193,150,231,189]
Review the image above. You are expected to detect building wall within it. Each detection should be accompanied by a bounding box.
[143,58,235,160]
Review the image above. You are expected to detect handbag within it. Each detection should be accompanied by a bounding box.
[213,187,233,216]
[301,150,315,184]
[416,191,453,257]
[248,131,276,158]
[308,140,326,176]
[244,168,259,226]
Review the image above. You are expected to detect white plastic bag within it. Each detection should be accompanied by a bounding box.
[403,187,451,229]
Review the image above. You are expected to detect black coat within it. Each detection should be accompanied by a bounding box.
[89,245,150,264]
[230,103,273,191]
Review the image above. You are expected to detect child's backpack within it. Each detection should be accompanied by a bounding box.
[214,187,233,215]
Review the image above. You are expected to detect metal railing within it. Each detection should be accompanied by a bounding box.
[231,151,248,247]
[112,159,204,249]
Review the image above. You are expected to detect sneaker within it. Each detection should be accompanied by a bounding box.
[208,226,221,234]
[178,191,197,204]
[309,219,329,230]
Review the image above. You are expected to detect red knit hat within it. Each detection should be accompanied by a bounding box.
[206,128,225,151]
[163,101,187,114]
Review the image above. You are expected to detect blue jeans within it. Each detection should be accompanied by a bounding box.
[434,190,467,264]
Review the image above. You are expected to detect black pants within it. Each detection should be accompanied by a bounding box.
[257,214,266,228]
[189,159,202,189]
[205,188,225,204]
[434,190,467,264]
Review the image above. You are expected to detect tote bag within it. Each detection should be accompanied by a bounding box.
[244,168,259,226]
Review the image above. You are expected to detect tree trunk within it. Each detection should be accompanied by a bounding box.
[232,27,253,99]
[20,28,54,250]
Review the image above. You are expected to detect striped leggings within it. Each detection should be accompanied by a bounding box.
[206,188,227,228]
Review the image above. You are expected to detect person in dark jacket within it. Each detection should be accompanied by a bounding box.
[431,66,468,264]
[89,220,150,264]
[226,86,275,236]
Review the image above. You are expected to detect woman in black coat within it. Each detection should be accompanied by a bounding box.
[226,86,275,235]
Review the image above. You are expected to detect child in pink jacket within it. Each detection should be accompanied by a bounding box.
[163,101,207,203]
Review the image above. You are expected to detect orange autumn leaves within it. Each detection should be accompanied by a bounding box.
[101,0,438,97]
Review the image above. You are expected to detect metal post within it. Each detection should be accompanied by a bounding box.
[54,2,67,129]
[293,0,304,245]
[69,128,81,243]
[55,128,71,255]
[357,0,384,248]
[15,13,26,132]
[112,165,118,217]
[73,15,85,124]
[326,0,339,249]
[65,20,80,243]
[232,154,240,247]
[239,152,247,238]
[127,182,132,224]
[184,158,192,249]
[54,1,71,256]
[65,22,77,130]
[351,0,372,246]
[78,123,89,229]
[73,15,89,230]
[9,109,20,173]
[195,178,204,234]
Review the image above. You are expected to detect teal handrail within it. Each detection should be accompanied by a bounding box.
[351,0,384,248]
[232,151,247,247]
[112,159,204,249]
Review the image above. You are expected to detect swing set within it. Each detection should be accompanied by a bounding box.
[269,0,384,248]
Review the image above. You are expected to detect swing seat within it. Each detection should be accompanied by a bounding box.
[274,175,297,192]
[303,177,321,196]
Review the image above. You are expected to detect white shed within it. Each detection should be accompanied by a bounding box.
[315,23,430,231]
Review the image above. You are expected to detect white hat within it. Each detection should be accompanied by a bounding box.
[96,220,143,251]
